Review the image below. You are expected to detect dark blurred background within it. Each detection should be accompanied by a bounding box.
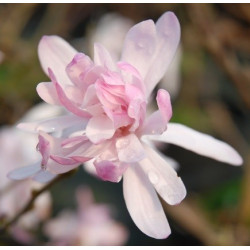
[0,3,250,246]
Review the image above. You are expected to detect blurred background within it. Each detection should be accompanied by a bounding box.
[0,3,250,246]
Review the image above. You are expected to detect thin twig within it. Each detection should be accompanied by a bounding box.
[0,169,76,233]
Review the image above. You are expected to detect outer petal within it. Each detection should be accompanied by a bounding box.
[123,164,171,239]
[33,170,57,183]
[116,134,146,163]
[86,114,115,143]
[144,12,180,96]
[140,146,186,205]
[36,82,61,105]
[121,19,156,80]
[17,115,86,134]
[144,123,243,166]
[121,12,180,97]
[8,162,41,180]
[94,43,117,71]
[38,35,77,86]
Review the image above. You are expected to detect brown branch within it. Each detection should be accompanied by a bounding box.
[186,3,250,109]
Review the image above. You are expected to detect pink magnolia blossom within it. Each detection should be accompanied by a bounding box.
[9,12,243,239]
[44,186,128,246]
[0,103,62,243]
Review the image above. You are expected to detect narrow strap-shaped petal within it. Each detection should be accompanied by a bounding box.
[116,134,146,163]
[140,146,186,205]
[121,12,180,97]
[156,89,172,123]
[144,12,180,97]
[17,114,86,133]
[33,170,57,183]
[38,35,77,86]
[94,43,117,71]
[122,19,156,82]
[141,89,172,136]
[8,162,41,180]
[144,123,243,166]
[123,164,171,239]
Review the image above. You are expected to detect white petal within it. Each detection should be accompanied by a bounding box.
[36,82,61,105]
[140,146,186,205]
[8,162,41,180]
[121,19,156,80]
[121,12,180,97]
[33,170,57,183]
[38,35,77,86]
[86,114,115,143]
[94,43,117,71]
[83,159,98,176]
[144,123,243,166]
[123,164,171,239]
[116,134,146,163]
[144,12,180,96]
[17,115,86,133]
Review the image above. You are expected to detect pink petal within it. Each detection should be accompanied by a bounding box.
[140,146,186,205]
[61,136,88,148]
[141,90,172,135]
[123,164,171,239]
[36,82,61,105]
[116,134,146,163]
[144,12,180,96]
[17,114,86,133]
[94,43,117,71]
[50,155,79,165]
[86,114,115,143]
[121,12,180,97]
[33,170,57,183]
[38,35,77,86]
[156,89,172,123]
[38,132,50,166]
[49,69,91,118]
[8,162,41,180]
[121,19,157,80]
[141,110,167,135]
[69,140,110,159]
[94,160,128,182]
[47,160,79,174]
[145,123,243,166]
[66,53,94,88]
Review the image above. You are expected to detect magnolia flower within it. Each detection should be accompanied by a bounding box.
[9,12,243,239]
[0,103,62,243]
[44,186,128,245]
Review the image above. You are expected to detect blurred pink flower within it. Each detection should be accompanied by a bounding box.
[0,103,62,243]
[9,12,243,239]
[44,186,128,246]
